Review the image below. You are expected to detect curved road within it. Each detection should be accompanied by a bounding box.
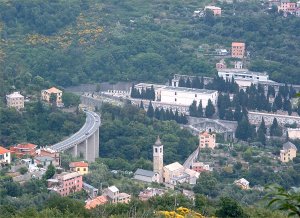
[51,111,101,152]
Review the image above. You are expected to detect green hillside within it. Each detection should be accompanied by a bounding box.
[3,0,300,97]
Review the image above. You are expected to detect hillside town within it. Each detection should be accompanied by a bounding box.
[1,0,300,217]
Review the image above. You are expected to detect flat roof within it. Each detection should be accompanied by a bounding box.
[232,42,245,46]
[160,86,217,94]
[6,92,24,98]
[218,69,268,76]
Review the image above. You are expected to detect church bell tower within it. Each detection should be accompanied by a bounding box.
[153,136,164,182]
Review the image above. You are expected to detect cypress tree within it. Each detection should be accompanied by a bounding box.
[270,118,282,136]
[131,84,136,98]
[225,108,234,121]
[140,101,144,110]
[189,100,198,117]
[154,107,160,119]
[186,78,192,88]
[234,105,243,122]
[165,108,170,120]
[141,88,146,99]
[197,100,203,117]
[257,128,266,146]
[205,99,215,118]
[174,109,179,123]
[192,76,201,88]
[147,101,154,118]
[297,105,300,116]
[159,108,165,120]
[150,85,155,100]
[178,77,186,87]
[235,116,251,141]
[200,76,204,89]
[258,118,267,134]
[169,109,175,120]
[181,114,188,124]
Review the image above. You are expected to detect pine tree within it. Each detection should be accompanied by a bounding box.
[205,99,215,118]
[197,100,203,117]
[178,77,186,87]
[192,76,201,88]
[140,101,144,110]
[189,100,198,117]
[147,101,154,118]
[186,78,192,88]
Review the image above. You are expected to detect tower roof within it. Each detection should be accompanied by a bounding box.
[154,136,162,146]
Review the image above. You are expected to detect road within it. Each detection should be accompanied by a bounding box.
[50,111,101,152]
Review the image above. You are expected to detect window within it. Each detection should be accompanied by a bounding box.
[155,148,157,152]
[84,168,86,171]
[175,92,177,95]
[160,148,162,153]
[175,98,177,102]
[195,94,197,97]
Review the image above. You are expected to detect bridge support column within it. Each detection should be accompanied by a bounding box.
[74,144,78,157]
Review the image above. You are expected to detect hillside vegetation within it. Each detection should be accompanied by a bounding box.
[2,0,300,99]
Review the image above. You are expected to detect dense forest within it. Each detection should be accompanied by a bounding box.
[100,103,198,169]
[2,0,300,100]
[0,101,85,146]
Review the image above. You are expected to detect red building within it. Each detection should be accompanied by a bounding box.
[10,143,37,158]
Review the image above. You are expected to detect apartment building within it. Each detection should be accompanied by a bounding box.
[6,92,24,109]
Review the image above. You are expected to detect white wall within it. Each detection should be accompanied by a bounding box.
[160,89,218,107]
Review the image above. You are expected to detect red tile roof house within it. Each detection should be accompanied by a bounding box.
[0,146,11,164]
[10,143,37,158]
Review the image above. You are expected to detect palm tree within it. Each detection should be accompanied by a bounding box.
[266,185,300,217]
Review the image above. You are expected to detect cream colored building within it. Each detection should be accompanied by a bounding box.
[41,87,63,104]
[163,162,185,184]
[0,146,11,164]
[280,141,297,163]
[6,92,24,109]
[287,128,300,140]
[103,186,131,204]
[199,131,216,149]
[234,178,250,190]
[153,136,164,182]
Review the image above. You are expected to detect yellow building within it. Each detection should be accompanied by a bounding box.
[280,141,297,163]
[69,161,89,175]
[163,162,185,184]
[199,131,216,149]
[41,87,63,105]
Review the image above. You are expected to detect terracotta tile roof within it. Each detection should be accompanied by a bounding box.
[232,42,245,47]
[0,146,10,155]
[69,161,88,168]
[46,87,62,94]
[13,143,37,150]
[85,196,108,209]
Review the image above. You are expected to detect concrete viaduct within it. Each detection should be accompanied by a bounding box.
[50,111,101,162]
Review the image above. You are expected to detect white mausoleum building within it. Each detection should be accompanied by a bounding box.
[159,86,218,107]
[218,69,269,88]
